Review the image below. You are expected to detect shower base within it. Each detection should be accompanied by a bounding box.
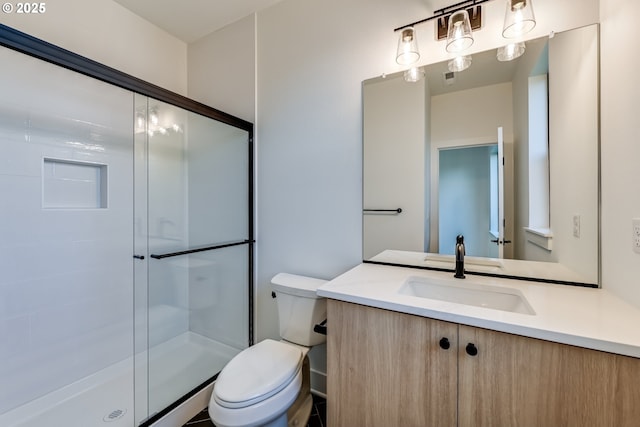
[0,332,239,427]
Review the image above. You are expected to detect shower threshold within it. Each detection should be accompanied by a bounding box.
[0,332,239,427]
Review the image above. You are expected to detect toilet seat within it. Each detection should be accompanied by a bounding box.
[209,339,304,427]
[213,339,303,409]
[209,368,302,427]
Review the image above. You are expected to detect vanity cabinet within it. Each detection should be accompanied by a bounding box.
[327,299,458,427]
[457,325,640,427]
[327,299,640,427]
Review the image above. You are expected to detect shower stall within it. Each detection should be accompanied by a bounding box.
[0,26,253,426]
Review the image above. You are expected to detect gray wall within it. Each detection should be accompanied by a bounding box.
[439,145,495,258]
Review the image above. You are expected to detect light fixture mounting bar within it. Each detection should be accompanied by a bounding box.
[393,0,490,33]
[436,5,483,40]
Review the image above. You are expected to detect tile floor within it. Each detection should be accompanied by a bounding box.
[182,394,326,427]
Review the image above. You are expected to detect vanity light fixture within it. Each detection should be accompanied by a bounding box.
[446,10,474,53]
[393,0,539,67]
[134,105,183,136]
[448,55,472,72]
[395,27,420,65]
[497,42,526,61]
[403,66,424,82]
[150,108,159,126]
[502,0,536,38]
[393,0,488,65]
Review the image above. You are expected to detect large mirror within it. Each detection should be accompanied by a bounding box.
[363,24,599,286]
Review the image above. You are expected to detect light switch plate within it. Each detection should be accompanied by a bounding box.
[573,215,581,238]
[633,218,640,254]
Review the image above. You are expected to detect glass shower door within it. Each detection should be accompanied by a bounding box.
[0,46,136,427]
[134,98,251,421]
[1,23,254,426]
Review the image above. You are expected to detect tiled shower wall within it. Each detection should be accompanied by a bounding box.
[0,48,135,413]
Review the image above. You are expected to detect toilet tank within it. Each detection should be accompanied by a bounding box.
[271,273,327,346]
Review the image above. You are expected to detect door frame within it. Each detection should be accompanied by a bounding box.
[429,135,513,259]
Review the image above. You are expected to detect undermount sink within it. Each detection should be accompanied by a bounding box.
[398,276,535,315]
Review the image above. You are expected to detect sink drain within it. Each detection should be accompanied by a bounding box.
[103,408,127,422]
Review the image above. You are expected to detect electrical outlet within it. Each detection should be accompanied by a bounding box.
[633,218,640,254]
[573,215,581,238]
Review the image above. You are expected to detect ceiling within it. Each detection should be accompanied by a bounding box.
[112,0,454,44]
[425,37,548,96]
[365,36,548,96]
[112,0,284,43]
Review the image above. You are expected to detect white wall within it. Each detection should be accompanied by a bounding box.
[187,14,256,122]
[548,24,599,283]
[512,25,600,283]
[600,0,640,307]
[431,82,514,144]
[430,82,513,254]
[363,74,425,259]
[1,0,187,94]
[254,0,429,342]
[512,39,549,260]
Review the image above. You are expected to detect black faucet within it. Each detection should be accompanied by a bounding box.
[454,234,465,279]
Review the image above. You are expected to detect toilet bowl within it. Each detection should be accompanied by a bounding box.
[209,273,327,427]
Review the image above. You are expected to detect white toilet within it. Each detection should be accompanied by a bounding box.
[208,273,327,427]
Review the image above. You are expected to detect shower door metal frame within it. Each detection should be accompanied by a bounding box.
[0,23,255,426]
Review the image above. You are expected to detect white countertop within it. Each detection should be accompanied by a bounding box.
[317,263,640,359]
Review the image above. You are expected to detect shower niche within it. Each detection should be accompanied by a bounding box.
[0,25,253,427]
[42,158,109,209]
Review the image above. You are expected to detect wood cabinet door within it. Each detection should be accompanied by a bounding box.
[327,300,458,427]
[458,325,640,427]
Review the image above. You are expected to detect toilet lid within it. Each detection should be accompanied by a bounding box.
[214,339,303,409]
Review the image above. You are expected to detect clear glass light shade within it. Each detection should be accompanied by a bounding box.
[502,0,536,38]
[396,27,420,65]
[497,42,526,61]
[404,67,423,83]
[448,55,472,72]
[446,10,474,53]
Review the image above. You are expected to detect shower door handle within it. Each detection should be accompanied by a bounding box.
[149,240,253,259]
[133,255,145,260]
